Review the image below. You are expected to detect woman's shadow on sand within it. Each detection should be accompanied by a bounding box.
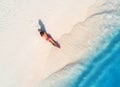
[38,19,60,48]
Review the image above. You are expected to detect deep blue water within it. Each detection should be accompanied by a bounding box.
[76,32,120,87]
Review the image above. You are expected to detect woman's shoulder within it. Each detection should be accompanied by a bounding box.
[40,31,44,36]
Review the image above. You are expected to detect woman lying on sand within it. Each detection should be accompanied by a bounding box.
[38,29,60,48]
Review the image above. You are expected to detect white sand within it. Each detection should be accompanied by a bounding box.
[0,0,96,87]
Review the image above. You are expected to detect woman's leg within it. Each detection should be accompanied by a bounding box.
[48,38,56,45]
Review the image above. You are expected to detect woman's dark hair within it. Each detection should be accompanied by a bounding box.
[40,31,44,36]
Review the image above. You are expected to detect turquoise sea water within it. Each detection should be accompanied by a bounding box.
[74,32,120,87]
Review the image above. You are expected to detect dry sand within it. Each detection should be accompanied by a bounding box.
[0,0,96,87]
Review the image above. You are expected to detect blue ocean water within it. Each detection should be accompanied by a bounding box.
[39,0,120,87]
[75,32,120,87]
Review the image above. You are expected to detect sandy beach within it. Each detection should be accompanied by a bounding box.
[0,0,96,87]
